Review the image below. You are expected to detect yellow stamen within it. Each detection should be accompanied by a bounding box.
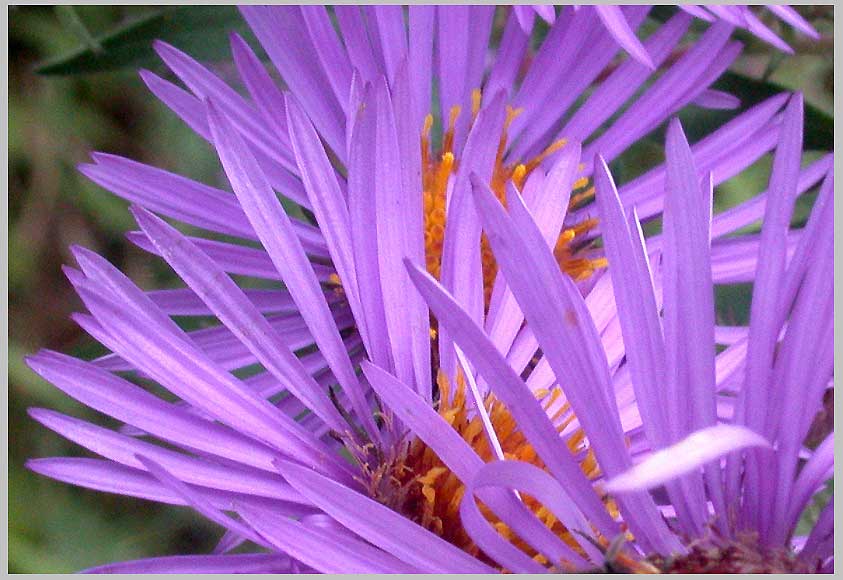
[421,97,607,312]
[471,88,482,120]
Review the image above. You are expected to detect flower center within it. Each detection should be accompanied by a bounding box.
[647,535,817,573]
[420,90,607,308]
[362,371,613,569]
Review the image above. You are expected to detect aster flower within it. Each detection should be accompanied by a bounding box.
[25,5,831,574]
[514,4,819,67]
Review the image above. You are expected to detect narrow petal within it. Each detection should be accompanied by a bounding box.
[73,277,351,482]
[136,455,268,547]
[128,231,333,281]
[228,33,297,171]
[335,6,380,84]
[299,6,353,108]
[153,39,292,168]
[346,83,393,371]
[82,554,296,574]
[408,6,435,130]
[605,425,771,493]
[284,92,371,340]
[371,5,407,85]
[138,72,308,203]
[83,554,296,574]
[485,144,581,358]
[767,5,820,39]
[787,433,834,534]
[26,457,278,511]
[594,5,654,68]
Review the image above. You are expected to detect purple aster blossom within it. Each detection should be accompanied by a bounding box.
[514,5,819,67]
[24,5,832,574]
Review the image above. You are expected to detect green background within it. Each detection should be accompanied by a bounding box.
[8,6,834,573]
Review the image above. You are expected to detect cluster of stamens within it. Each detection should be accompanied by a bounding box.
[420,89,607,307]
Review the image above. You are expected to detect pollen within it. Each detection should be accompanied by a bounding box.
[420,90,607,308]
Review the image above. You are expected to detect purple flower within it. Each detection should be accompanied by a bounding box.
[25,6,831,574]
[514,5,820,67]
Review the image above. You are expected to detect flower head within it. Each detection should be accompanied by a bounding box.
[25,5,831,573]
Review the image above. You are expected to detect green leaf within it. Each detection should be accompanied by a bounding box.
[676,72,833,152]
[54,6,103,54]
[37,6,258,76]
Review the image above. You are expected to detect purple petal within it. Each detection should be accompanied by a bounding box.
[72,275,352,483]
[512,6,535,32]
[594,157,670,450]
[346,83,393,372]
[138,72,308,204]
[581,22,735,169]
[228,33,297,170]
[284,95,372,350]
[594,5,654,68]
[733,95,805,529]
[767,5,820,39]
[144,287,307,317]
[559,12,691,144]
[82,554,296,574]
[605,425,771,493]
[485,144,581,359]
[801,498,833,563]
[692,89,740,110]
[370,5,406,86]
[408,6,435,131]
[787,433,833,535]
[153,39,294,169]
[391,61,433,399]
[299,6,353,108]
[484,12,530,103]
[26,457,279,510]
[335,6,380,84]
[128,230,333,281]
[136,455,268,547]
[371,78,421,388]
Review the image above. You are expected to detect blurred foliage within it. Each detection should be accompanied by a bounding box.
[8,5,833,573]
